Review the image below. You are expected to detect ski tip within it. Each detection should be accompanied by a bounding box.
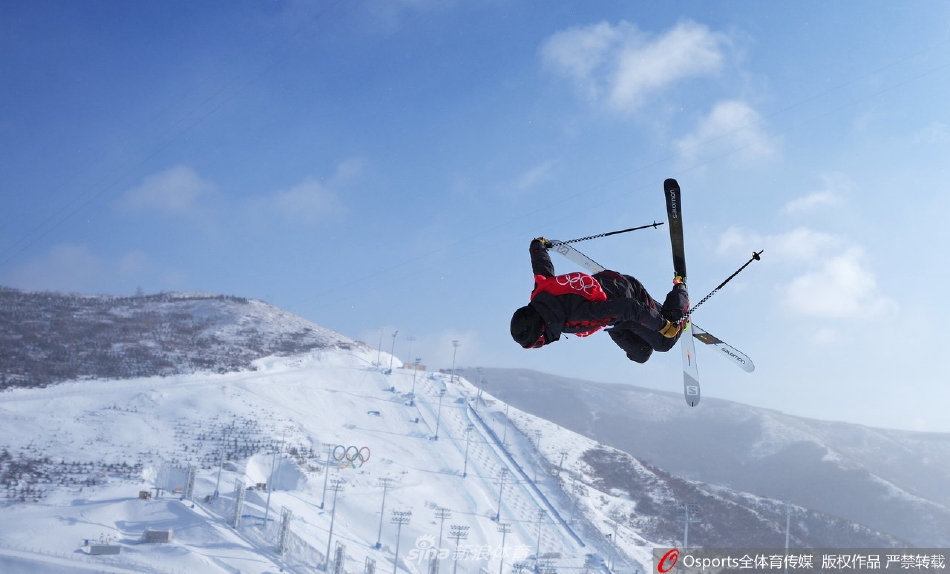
[664,178,679,189]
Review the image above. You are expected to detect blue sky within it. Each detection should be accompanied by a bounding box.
[3,1,950,432]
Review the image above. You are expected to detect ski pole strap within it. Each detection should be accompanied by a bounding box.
[681,250,763,324]
[546,221,664,248]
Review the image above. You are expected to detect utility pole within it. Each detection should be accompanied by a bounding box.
[375,478,395,549]
[406,336,416,365]
[391,510,412,574]
[324,479,346,572]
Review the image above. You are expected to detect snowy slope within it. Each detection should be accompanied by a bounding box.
[0,347,626,574]
[0,344,909,574]
[467,367,950,547]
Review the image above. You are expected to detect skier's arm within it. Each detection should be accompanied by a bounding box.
[529,238,555,278]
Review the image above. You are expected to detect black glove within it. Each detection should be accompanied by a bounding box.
[532,237,552,248]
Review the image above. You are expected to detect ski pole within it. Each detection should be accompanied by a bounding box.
[546,221,664,248]
[682,250,763,324]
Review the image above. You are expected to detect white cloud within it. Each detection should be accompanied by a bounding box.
[783,173,850,214]
[515,161,555,192]
[783,247,896,319]
[609,21,725,112]
[270,177,343,222]
[540,20,726,113]
[540,21,622,101]
[716,227,896,320]
[248,160,360,223]
[675,100,776,165]
[911,121,950,144]
[117,165,215,215]
[812,327,837,345]
[717,226,839,262]
[1,244,185,295]
[3,243,103,293]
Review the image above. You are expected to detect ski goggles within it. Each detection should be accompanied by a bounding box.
[522,324,547,349]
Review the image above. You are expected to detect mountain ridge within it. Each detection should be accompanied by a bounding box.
[0,286,363,389]
[463,367,950,547]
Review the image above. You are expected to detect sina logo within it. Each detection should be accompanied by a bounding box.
[414,534,436,551]
[408,534,445,561]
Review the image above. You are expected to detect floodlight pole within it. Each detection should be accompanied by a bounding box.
[433,507,451,574]
[450,340,460,384]
[391,510,412,574]
[324,479,345,572]
[462,424,474,477]
[320,443,333,509]
[406,336,416,365]
[375,478,395,549]
[495,469,509,522]
[502,403,510,446]
[388,330,399,373]
[497,522,512,574]
[448,525,470,574]
[410,358,421,406]
[535,510,546,572]
[214,423,233,498]
[785,503,791,574]
[681,502,699,549]
[376,327,385,366]
[434,389,446,440]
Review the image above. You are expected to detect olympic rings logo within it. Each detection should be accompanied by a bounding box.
[334,445,371,468]
[556,272,598,296]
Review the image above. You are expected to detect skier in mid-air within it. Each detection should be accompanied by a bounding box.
[509,238,689,363]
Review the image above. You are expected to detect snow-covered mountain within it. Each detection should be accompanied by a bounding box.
[0,288,928,573]
[0,286,360,389]
[464,368,950,548]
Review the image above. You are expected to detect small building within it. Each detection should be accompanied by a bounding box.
[138,491,152,500]
[143,529,173,543]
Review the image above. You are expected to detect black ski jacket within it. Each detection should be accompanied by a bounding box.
[526,239,688,363]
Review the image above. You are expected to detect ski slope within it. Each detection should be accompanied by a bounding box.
[0,346,658,573]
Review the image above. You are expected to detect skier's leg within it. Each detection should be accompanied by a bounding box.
[607,328,653,363]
